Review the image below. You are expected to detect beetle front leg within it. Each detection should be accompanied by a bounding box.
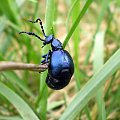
[41,50,51,64]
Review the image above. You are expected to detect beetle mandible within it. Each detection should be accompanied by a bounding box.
[19,18,74,90]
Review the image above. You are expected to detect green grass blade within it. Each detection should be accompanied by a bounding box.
[47,101,64,111]
[2,71,33,97]
[37,0,55,119]
[93,31,106,120]
[60,48,120,120]
[0,82,39,120]
[84,0,110,65]
[66,0,79,32]
[70,0,81,90]
[44,0,55,36]
[0,0,20,24]
[0,17,7,33]
[63,0,93,48]
[71,0,80,67]
[0,116,22,120]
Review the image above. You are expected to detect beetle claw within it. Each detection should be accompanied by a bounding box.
[41,59,49,65]
[41,59,45,64]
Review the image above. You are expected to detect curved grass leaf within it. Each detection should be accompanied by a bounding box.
[66,0,79,32]
[0,116,22,120]
[63,0,93,48]
[3,71,33,98]
[0,0,19,24]
[60,48,120,120]
[0,82,39,120]
[37,0,55,119]
[94,31,106,120]
[84,0,110,65]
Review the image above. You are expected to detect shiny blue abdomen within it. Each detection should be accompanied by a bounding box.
[46,50,74,90]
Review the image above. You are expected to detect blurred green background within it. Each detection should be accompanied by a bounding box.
[0,0,120,120]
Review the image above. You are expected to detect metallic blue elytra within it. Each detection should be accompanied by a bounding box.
[19,18,74,90]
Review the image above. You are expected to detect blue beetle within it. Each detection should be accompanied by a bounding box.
[19,18,74,90]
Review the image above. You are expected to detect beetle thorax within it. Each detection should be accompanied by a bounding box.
[51,39,63,51]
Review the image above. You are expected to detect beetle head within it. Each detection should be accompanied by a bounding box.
[42,34,54,48]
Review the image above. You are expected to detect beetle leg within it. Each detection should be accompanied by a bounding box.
[41,50,52,64]
[41,55,50,64]
[42,53,49,58]
[42,50,51,59]
[41,59,47,64]
[41,57,50,64]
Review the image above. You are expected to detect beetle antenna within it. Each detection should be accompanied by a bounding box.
[28,18,46,37]
[19,31,44,41]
